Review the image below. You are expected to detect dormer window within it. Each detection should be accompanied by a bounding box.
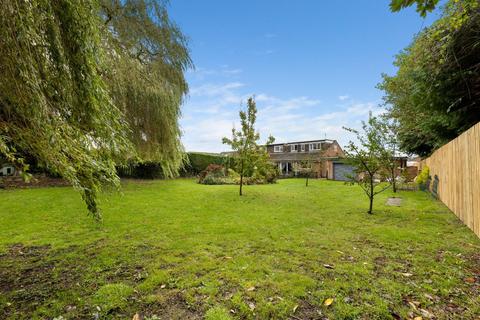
[274,145,283,152]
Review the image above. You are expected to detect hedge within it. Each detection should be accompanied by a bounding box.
[181,152,232,176]
[117,152,233,179]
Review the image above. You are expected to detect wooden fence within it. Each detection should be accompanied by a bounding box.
[421,122,480,238]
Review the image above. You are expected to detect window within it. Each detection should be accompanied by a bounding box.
[6,168,11,175]
[309,143,321,151]
[274,145,283,153]
[300,144,305,152]
[290,144,298,152]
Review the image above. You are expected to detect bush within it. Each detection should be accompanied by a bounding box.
[198,164,235,185]
[198,162,277,185]
[416,165,430,185]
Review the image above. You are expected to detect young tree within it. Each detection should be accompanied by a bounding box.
[343,114,391,214]
[294,153,319,187]
[222,97,274,196]
[379,116,402,193]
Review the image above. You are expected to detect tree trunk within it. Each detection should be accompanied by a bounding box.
[391,167,397,193]
[239,174,243,196]
[306,176,309,187]
[239,159,244,196]
[368,179,374,214]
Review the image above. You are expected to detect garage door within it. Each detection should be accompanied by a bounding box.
[333,163,354,181]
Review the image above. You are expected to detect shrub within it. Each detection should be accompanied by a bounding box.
[416,165,430,187]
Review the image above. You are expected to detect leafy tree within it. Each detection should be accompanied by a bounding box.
[380,0,480,156]
[344,115,391,214]
[222,97,274,196]
[100,0,192,175]
[390,0,440,17]
[0,0,192,219]
[294,153,320,187]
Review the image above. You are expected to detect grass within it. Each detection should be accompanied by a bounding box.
[0,178,479,319]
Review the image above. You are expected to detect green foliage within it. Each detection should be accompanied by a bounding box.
[117,161,165,179]
[416,165,430,186]
[182,152,231,176]
[344,114,392,214]
[222,97,275,195]
[390,0,440,17]
[198,164,232,185]
[205,306,233,320]
[100,0,192,177]
[93,283,134,312]
[0,0,192,218]
[0,0,133,219]
[381,0,480,156]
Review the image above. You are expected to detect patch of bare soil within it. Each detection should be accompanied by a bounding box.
[290,300,326,320]
[137,291,202,319]
[0,244,88,318]
[386,197,402,206]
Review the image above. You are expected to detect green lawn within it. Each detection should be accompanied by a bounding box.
[0,179,479,319]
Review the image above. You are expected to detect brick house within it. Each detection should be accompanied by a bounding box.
[266,139,352,180]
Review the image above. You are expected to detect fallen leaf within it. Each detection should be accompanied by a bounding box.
[414,317,423,320]
[323,298,334,306]
[248,302,255,311]
[402,272,413,277]
[420,308,434,318]
[423,293,436,302]
[408,301,418,311]
[323,264,334,269]
[132,313,142,320]
[465,277,476,283]
[336,250,344,254]
[225,256,232,260]
[247,286,256,291]
[160,284,166,289]
[293,304,299,313]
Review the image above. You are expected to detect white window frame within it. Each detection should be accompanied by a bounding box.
[300,144,305,152]
[290,144,298,152]
[309,142,320,152]
[274,145,283,153]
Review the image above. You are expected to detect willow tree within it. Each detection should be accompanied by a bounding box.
[0,0,192,219]
[100,0,192,176]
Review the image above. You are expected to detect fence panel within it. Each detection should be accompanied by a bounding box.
[422,122,480,238]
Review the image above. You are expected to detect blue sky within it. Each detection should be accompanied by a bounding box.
[169,1,442,152]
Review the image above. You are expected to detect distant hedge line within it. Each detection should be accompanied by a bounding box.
[181,152,232,176]
[117,152,232,179]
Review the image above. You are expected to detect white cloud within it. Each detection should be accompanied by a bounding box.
[338,95,349,101]
[181,67,384,153]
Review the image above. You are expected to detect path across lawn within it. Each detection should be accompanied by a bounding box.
[0,179,479,319]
